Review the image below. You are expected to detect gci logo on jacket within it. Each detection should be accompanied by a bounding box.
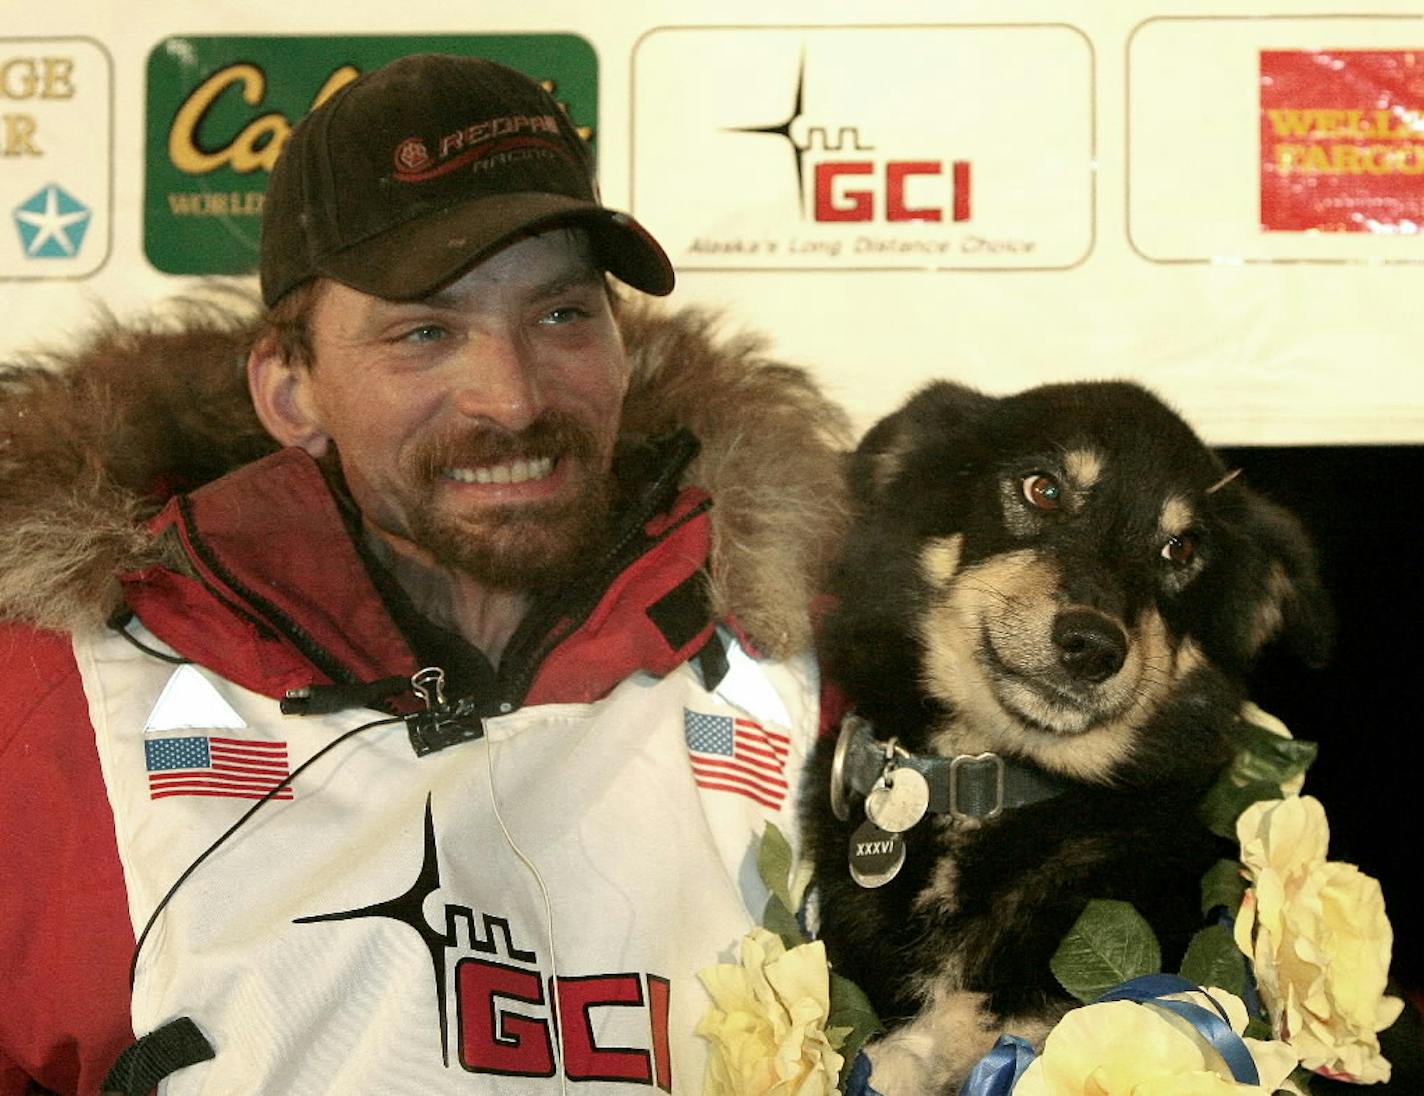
[630,25,1096,271]
[296,797,674,1088]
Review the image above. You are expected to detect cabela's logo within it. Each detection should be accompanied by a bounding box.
[729,52,972,225]
[167,62,357,176]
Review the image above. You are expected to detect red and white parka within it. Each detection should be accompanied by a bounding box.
[0,301,851,1095]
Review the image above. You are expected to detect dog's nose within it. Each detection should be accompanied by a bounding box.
[1052,609,1127,683]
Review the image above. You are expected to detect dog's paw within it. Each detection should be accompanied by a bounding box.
[862,990,997,1095]
[864,990,1059,1095]
[863,1035,940,1096]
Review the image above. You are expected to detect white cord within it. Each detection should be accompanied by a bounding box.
[483,735,569,1095]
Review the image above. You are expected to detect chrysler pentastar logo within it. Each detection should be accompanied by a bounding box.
[12,183,92,258]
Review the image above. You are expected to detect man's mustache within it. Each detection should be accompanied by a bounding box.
[410,411,601,479]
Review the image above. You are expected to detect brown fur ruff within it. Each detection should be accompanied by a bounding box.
[0,288,852,656]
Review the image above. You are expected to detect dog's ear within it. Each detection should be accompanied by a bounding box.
[850,381,993,507]
[1212,482,1334,669]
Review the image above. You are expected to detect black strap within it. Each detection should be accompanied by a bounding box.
[693,630,731,692]
[101,1016,215,1095]
[646,569,713,653]
[840,717,1070,823]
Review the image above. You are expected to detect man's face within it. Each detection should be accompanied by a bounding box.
[297,228,629,590]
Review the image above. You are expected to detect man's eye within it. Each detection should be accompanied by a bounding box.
[400,324,447,343]
[538,306,587,326]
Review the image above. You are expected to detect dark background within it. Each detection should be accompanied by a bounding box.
[1218,444,1421,997]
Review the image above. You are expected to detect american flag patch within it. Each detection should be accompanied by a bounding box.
[145,735,293,801]
[684,710,789,810]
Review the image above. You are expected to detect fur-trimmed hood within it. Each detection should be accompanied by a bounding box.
[0,288,851,660]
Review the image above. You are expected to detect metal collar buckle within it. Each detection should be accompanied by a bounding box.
[948,752,1005,825]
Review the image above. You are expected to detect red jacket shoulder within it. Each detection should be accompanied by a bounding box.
[0,621,135,1094]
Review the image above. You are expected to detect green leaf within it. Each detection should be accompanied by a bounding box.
[1051,899,1162,1004]
[1245,1016,1274,1041]
[761,893,805,951]
[829,970,883,1086]
[1200,777,1283,840]
[757,822,795,912]
[1201,714,1319,839]
[1285,1064,1316,1094]
[1201,859,1249,918]
[1177,924,1246,996]
[1229,717,1318,788]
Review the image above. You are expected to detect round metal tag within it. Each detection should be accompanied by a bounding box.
[829,713,870,822]
[848,819,906,888]
[865,765,930,833]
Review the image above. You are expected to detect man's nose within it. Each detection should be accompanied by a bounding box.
[448,335,544,431]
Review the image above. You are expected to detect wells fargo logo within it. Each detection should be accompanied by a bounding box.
[144,35,597,276]
[1267,108,1424,175]
[1260,50,1424,232]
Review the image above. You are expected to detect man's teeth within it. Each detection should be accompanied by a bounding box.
[445,457,555,485]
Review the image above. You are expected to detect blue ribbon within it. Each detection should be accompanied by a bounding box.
[1095,974,1261,1086]
[953,975,1262,1094]
[843,1050,884,1096]
[958,1034,1037,1096]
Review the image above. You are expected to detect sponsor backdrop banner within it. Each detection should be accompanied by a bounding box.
[1127,15,1424,263]
[5,1,1424,445]
[1,39,111,279]
[632,26,1094,272]
[144,34,597,277]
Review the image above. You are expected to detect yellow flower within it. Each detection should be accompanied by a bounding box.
[697,928,845,1095]
[1013,988,1300,1095]
[1234,795,1404,1083]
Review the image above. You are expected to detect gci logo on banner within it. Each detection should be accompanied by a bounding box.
[631,26,1095,271]
[144,35,597,276]
[727,53,973,227]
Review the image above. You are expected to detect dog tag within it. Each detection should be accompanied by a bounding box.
[865,766,929,833]
[848,819,905,888]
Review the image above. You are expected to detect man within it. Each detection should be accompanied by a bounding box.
[0,55,850,1093]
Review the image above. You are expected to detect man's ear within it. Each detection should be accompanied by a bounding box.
[247,337,330,457]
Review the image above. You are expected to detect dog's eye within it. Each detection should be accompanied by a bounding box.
[1021,473,1062,511]
[1161,532,1198,566]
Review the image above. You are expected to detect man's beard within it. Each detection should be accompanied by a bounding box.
[399,412,615,592]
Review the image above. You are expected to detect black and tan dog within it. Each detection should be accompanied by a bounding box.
[805,380,1332,1093]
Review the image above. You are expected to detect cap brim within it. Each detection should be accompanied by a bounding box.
[315,192,675,300]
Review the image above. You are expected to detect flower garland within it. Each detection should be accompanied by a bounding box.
[696,824,882,1095]
[695,704,1403,1095]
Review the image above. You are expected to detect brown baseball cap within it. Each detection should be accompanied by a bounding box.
[259,53,674,306]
